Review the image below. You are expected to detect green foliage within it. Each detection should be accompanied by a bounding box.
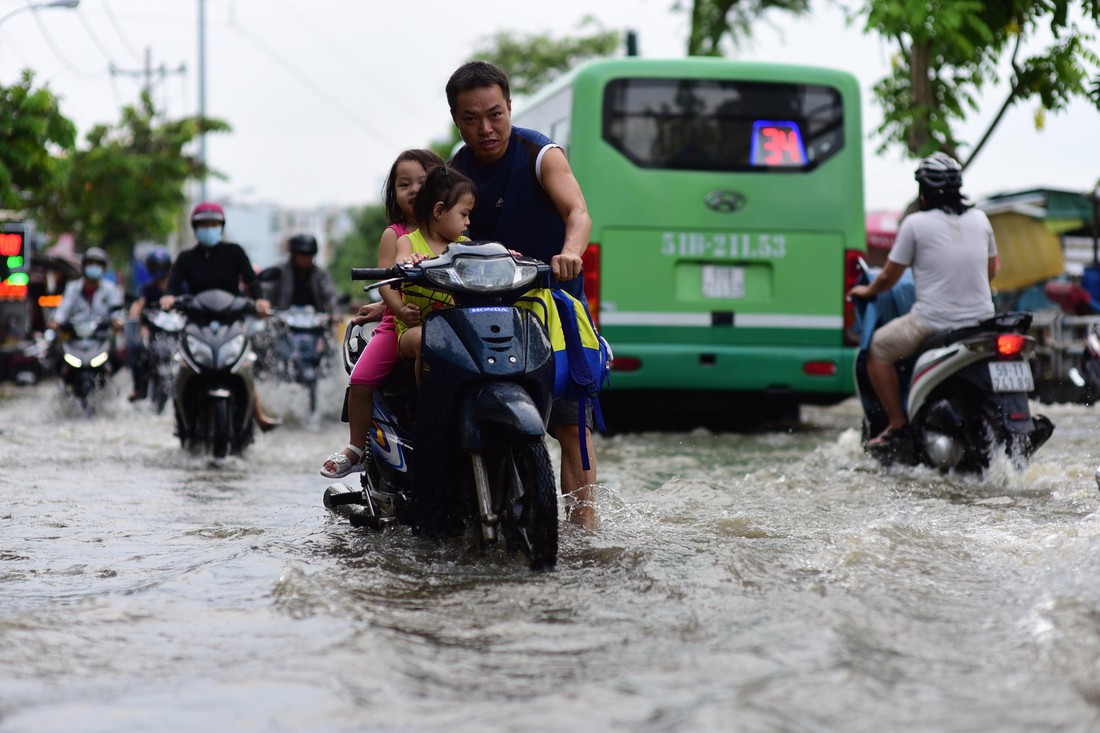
[0,70,76,220]
[680,0,811,55]
[853,0,1100,166]
[429,18,623,155]
[471,17,622,95]
[328,204,389,302]
[44,92,230,263]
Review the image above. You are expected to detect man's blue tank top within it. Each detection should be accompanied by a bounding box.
[452,127,582,300]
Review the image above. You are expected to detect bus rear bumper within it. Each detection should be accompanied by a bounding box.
[605,343,857,397]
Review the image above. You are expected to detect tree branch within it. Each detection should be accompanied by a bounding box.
[962,32,1023,171]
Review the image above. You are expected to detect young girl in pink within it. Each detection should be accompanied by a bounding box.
[321,148,444,478]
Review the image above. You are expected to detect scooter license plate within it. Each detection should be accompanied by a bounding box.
[988,361,1034,392]
[701,265,745,299]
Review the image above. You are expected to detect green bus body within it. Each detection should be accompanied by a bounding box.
[513,58,866,416]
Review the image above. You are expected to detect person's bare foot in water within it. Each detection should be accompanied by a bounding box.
[566,486,600,531]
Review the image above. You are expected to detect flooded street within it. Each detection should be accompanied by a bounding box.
[3,372,1100,732]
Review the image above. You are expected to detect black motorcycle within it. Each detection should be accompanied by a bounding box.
[54,317,118,411]
[171,290,260,459]
[268,305,332,414]
[137,308,185,414]
[323,241,560,570]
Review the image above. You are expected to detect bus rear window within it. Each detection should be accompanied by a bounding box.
[602,78,844,172]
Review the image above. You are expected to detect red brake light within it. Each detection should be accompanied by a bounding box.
[803,361,838,376]
[996,333,1025,358]
[843,248,863,346]
[582,244,600,329]
[610,356,641,372]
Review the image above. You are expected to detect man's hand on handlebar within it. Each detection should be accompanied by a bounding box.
[846,284,873,302]
[352,300,386,325]
[551,251,583,281]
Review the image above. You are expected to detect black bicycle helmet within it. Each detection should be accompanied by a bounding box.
[82,247,109,267]
[144,247,172,279]
[288,234,318,256]
[914,152,963,189]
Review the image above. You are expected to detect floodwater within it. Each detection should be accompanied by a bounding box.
[3,371,1100,733]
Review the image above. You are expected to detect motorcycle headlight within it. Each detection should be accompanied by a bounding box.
[218,333,247,368]
[185,334,215,368]
[89,352,110,368]
[424,254,539,293]
[63,352,83,368]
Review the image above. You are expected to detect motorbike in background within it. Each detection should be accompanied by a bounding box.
[171,290,259,459]
[854,262,1054,472]
[137,309,186,414]
[53,317,118,412]
[323,242,560,571]
[268,305,332,414]
[1042,279,1100,404]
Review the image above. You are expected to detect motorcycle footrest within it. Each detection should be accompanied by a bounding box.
[323,484,366,508]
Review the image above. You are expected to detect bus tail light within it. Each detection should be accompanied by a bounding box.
[582,244,600,329]
[611,356,641,372]
[803,361,838,376]
[843,248,863,346]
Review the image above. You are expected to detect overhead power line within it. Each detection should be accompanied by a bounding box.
[228,19,400,150]
[29,5,108,81]
[99,0,142,62]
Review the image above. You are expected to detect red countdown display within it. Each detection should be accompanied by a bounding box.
[0,231,24,257]
[750,120,807,168]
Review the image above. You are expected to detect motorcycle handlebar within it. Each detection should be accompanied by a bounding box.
[351,266,401,281]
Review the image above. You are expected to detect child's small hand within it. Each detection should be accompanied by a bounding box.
[508,249,523,258]
[402,252,431,266]
[398,303,421,326]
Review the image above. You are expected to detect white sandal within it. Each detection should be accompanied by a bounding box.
[320,444,367,479]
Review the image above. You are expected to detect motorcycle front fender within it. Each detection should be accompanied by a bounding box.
[457,382,546,453]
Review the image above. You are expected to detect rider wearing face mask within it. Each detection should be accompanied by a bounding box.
[49,247,126,369]
[160,203,271,316]
[50,247,125,333]
[159,202,281,431]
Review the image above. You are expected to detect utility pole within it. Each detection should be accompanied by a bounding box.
[198,0,207,202]
[109,47,186,101]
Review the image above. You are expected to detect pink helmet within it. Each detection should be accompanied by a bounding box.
[190,202,226,227]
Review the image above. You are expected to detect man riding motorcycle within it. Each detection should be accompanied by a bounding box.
[846,152,999,450]
[265,233,340,319]
[128,247,173,402]
[49,247,125,369]
[160,202,281,431]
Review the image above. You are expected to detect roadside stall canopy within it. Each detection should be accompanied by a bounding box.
[977,188,1096,291]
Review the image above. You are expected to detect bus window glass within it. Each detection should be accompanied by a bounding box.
[602,79,843,171]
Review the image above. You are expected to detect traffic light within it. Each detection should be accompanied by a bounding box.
[0,226,28,299]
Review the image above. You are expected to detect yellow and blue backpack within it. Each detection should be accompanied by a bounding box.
[517,286,611,469]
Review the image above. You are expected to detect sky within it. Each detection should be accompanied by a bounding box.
[1,0,1097,215]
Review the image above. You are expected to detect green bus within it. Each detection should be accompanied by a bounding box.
[513,57,866,426]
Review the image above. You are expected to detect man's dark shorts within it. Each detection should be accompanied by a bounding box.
[549,396,595,431]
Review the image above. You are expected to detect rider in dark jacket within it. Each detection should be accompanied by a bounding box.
[266,234,339,318]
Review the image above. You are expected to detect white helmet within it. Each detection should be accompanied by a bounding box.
[914,152,962,189]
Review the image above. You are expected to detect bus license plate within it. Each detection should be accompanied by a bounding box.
[701,265,745,299]
[988,361,1034,392]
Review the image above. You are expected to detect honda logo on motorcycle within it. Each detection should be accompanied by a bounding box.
[704,190,746,213]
